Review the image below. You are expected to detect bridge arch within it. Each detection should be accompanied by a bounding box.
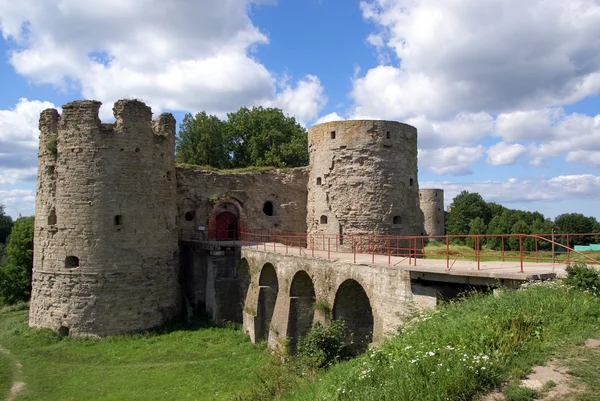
[333,279,374,354]
[256,263,279,342]
[287,270,316,353]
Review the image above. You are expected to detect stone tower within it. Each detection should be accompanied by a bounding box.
[29,99,180,336]
[306,120,423,240]
[419,189,445,237]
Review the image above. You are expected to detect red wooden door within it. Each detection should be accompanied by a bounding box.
[215,211,238,240]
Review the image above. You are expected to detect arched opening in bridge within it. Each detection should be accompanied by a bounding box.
[256,263,279,342]
[215,211,238,240]
[333,279,374,354]
[287,270,316,353]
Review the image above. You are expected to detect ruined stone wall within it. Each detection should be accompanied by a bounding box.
[307,120,423,240]
[419,189,445,237]
[176,167,308,235]
[30,100,180,336]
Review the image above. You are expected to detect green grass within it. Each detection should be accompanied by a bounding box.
[559,341,600,400]
[0,310,272,400]
[0,350,13,400]
[280,281,600,400]
[423,242,600,264]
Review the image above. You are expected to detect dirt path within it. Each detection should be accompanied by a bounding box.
[0,346,25,401]
[481,337,600,400]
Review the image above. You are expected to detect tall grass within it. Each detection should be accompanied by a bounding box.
[282,281,600,400]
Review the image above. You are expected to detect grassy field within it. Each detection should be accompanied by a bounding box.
[281,281,600,400]
[423,242,600,264]
[0,349,13,400]
[0,307,271,400]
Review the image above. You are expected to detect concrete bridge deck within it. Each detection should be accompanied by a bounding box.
[241,242,567,285]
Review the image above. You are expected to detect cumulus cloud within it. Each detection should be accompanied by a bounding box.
[421,174,600,207]
[356,0,600,120]
[419,146,484,176]
[0,189,35,217]
[486,142,527,166]
[0,99,56,188]
[265,75,327,125]
[313,112,345,126]
[0,0,326,119]
[352,0,600,174]
[406,113,493,149]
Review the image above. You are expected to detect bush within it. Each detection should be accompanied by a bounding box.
[565,262,600,295]
[297,320,352,369]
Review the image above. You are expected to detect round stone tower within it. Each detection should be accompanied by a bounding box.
[29,99,180,336]
[307,120,423,241]
[419,189,445,237]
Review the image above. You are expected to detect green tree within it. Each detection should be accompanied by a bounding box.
[225,106,309,168]
[446,191,492,240]
[466,217,487,249]
[0,204,13,244]
[175,112,230,168]
[508,220,532,251]
[554,213,598,246]
[0,216,34,304]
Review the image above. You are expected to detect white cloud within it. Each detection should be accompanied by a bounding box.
[265,75,327,125]
[0,0,326,119]
[486,142,527,166]
[312,112,345,126]
[494,109,563,142]
[0,189,35,218]
[356,0,600,120]
[419,145,484,176]
[407,113,493,149]
[421,174,600,207]
[0,98,56,178]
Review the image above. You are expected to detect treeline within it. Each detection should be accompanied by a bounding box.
[0,204,34,306]
[175,106,309,169]
[446,191,600,251]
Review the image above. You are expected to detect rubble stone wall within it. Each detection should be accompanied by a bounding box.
[29,100,180,336]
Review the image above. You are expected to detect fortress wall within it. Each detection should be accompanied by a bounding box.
[419,189,445,237]
[176,167,308,235]
[29,100,180,336]
[307,120,423,239]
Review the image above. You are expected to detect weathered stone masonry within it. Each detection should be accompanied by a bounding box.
[419,189,445,237]
[30,98,443,341]
[30,100,180,336]
[307,120,423,240]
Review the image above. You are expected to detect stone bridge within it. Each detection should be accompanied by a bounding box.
[239,247,488,352]
[182,241,566,353]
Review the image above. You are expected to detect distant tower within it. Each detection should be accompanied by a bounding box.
[29,99,180,336]
[419,189,445,237]
[306,120,423,240]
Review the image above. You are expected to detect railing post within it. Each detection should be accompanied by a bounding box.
[414,237,417,266]
[566,234,570,262]
[328,238,330,259]
[311,236,314,257]
[353,236,356,264]
[477,236,480,270]
[501,236,505,262]
[535,237,538,263]
[388,238,391,265]
[372,237,375,264]
[446,235,449,270]
[519,235,523,273]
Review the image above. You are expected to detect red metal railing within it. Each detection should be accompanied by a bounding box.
[180,229,600,272]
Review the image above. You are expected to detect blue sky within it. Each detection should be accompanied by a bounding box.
[1,0,600,220]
